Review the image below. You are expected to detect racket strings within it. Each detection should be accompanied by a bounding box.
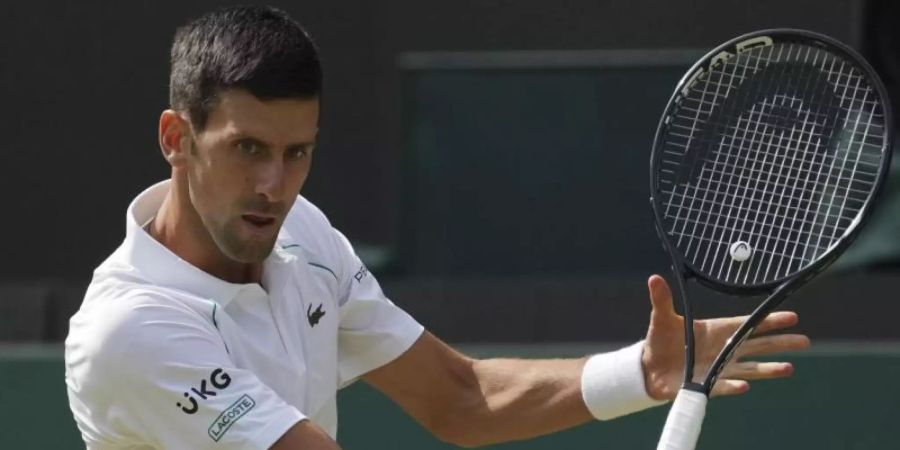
[721,48,872,281]
[658,41,888,285]
[685,52,879,109]
[700,47,821,282]
[663,45,767,261]
[667,44,791,281]
[664,122,884,164]
[715,50,863,282]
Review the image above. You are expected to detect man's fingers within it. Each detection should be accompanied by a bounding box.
[703,311,799,337]
[722,361,794,380]
[711,361,798,397]
[737,334,810,357]
[709,379,750,397]
[751,311,800,335]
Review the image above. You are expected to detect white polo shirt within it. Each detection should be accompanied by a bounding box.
[65,180,425,449]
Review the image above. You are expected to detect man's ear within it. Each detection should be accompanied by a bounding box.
[159,110,192,168]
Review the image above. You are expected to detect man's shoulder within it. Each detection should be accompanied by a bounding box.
[69,280,215,360]
[84,264,214,315]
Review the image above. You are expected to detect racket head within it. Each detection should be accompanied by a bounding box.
[650,29,893,294]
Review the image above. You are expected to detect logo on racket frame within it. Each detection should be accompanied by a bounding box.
[681,36,774,97]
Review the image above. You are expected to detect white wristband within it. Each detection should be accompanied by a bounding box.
[581,341,667,420]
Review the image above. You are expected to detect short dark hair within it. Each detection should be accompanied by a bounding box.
[169,5,322,131]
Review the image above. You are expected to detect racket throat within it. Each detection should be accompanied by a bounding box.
[703,331,754,391]
[701,282,796,392]
[668,257,699,386]
[681,381,706,393]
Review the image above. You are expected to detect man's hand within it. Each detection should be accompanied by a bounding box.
[640,274,810,400]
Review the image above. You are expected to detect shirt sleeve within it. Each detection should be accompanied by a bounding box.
[66,294,304,450]
[332,230,425,386]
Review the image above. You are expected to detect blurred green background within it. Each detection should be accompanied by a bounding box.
[8,343,899,449]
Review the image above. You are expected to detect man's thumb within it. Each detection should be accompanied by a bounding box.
[648,274,677,318]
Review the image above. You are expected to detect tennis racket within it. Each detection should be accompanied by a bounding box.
[651,29,893,450]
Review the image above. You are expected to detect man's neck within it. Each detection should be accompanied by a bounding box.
[146,178,262,284]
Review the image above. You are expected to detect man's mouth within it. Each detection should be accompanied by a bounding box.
[242,214,276,228]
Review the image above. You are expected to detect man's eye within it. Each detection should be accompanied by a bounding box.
[237,140,261,155]
[288,146,311,159]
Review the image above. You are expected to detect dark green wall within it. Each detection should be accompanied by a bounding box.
[5,343,898,449]
[0,0,861,282]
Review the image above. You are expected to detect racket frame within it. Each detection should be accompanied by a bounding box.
[648,28,894,393]
[650,28,894,296]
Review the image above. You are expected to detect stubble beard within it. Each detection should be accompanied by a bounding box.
[213,218,279,263]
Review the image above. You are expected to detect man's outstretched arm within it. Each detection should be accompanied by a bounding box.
[362,275,809,448]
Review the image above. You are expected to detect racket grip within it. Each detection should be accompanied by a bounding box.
[656,388,708,450]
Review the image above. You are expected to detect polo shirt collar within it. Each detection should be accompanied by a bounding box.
[120,180,294,307]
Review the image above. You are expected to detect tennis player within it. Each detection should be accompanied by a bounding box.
[64,6,809,449]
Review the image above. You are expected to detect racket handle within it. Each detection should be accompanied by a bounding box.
[656,388,708,450]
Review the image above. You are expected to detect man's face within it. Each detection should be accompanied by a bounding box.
[185,89,319,263]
